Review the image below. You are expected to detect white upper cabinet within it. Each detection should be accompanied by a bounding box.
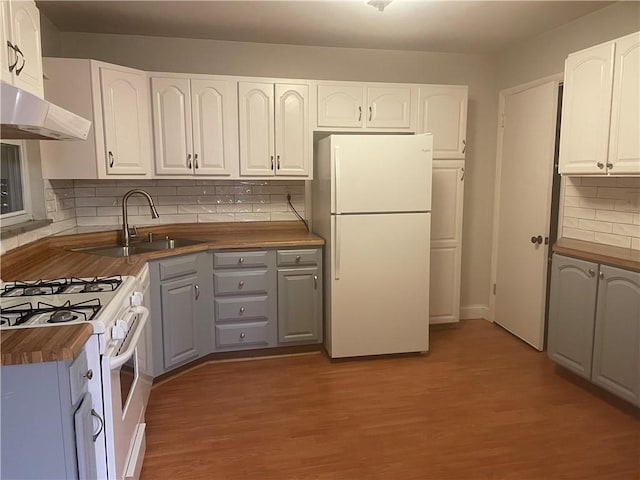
[417,85,468,159]
[239,80,310,178]
[40,58,152,179]
[152,75,237,177]
[1,0,43,97]
[559,31,639,175]
[315,82,414,131]
[101,68,153,175]
[608,32,640,175]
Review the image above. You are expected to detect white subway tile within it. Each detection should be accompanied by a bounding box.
[179,205,217,214]
[159,179,198,186]
[59,198,76,210]
[116,179,157,187]
[562,228,595,242]
[76,197,118,207]
[74,180,116,187]
[564,207,596,220]
[46,200,57,213]
[632,237,640,251]
[1,235,19,254]
[74,187,95,197]
[253,203,288,212]
[284,186,305,195]
[615,177,640,188]
[217,204,252,213]
[597,187,635,200]
[234,213,270,222]
[577,219,612,233]
[235,194,270,204]
[580,177,617,187]
[53,188,74,199]
[594,232,632,248]
[614,195,640,213]
[77,207,98,217]
[612,223,640,238]
[634,214,640,225]
[196,195,234,205]
[155,205,178,214]
[50,209,75,222]
[577,197,615,210]
[595,210,634,224]
[157,195,197,205]
[563,217,579,228]
[252,185,287,195]
[565,186,596,197]
[155,214,197,224]
[176,186,217,196]
[45,189,56,201]
[216,186,252,195]
[565,177,582,187]
[50,218,76,234]
[563,196,580,207]
[237,180,268,186]
[197,213,235,223]
[76,216,119,226]
[270,212,300,222]
[49,179,74,188]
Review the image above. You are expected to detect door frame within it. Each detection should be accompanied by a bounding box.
[489,73,563,329]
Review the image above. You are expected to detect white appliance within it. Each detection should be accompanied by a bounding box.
[0,268,152,480]
[312,133,433,358]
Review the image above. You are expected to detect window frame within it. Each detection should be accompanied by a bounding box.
[0,140,33,227]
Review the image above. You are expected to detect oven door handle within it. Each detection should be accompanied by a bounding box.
[109,306,149,370]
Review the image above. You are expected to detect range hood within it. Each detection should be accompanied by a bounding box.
[1,82,91,140]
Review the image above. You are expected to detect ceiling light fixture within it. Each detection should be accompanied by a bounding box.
[368,0,393,12]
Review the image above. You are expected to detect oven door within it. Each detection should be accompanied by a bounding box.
[103,306,152,480]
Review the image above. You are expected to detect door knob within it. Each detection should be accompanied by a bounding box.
[530,235,543,245]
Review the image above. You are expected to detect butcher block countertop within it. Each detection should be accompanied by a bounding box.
[1,324,93,366]
[0,222,324,365]
[553,238,640,272]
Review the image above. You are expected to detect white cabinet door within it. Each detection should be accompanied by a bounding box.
[559,42,615,175]
[239,82,275,176]
[275,83,309,176]
[418,86,468,158]
[366,86,412,129]
[429,160,464,324]
[0,2,13,85]
[8,0,42,97]
[100,68,152,176]
[608,32,640,175]
[151,77,193,175]
[317,84,364,128]
[191,78,237,176]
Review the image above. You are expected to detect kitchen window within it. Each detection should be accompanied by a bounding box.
[0,141,32,227]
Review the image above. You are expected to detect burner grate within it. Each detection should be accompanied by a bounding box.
[0,298,102,326]
[1,276,123,297]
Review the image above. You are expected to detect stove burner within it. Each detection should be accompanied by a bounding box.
[49,310,77,323]
[0,318,8,326]
[82,284,103,293]
[24,287,48,295]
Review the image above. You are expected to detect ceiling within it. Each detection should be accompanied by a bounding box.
[37,1,613,54]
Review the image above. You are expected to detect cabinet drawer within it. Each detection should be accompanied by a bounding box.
[159,255,199,281]
[214,270,268,295]
[215,321,270,348]
[215,296,268,321]
[69,350,89,406]
[214,251,268,269]
[277,249,319,266]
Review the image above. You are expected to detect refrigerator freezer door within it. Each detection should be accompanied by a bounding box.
[328,212,430,358]
[332,134,432,214]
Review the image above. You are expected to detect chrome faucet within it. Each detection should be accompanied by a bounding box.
[121,189,159,247]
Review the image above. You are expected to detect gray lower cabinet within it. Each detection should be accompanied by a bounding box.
[548,254,640,406]
[277,248,323,344]
[1,348,99,479]
[149,252,213,376]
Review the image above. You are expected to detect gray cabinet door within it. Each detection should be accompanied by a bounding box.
[277,267,321,344]
[161,274,199,369]
[547,254,598,379]
[592,265,640,405]
[74,393,98,480]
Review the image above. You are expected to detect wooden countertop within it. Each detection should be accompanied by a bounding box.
[1,324,93,366]
[0,222,324,365]
[553,238,640,272]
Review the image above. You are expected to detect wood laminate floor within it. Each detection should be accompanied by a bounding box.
[140,320,640,480]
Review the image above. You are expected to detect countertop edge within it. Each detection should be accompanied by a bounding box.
[553,238,640,272]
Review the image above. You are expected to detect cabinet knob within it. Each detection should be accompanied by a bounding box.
[7,41,18,72]
[599,271,605,280]
[239,257,244,264]
[596,162,605,169]
[606,162,613,170]
[84,369,93,380]
[358,106,362,122]
[588,269,596,277]
[295,255,301,263]
[239,307,245,314]
[240,332,246,339]
[108,151,115,168]
[238,281,244,288]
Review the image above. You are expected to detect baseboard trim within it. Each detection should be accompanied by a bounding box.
[460,304,490,321]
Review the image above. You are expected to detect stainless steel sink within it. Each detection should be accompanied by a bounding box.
[71,238,206,257]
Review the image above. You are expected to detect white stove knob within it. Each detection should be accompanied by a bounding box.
[111,324,126,340]
[131,291,144,307]
[116,319,129,333]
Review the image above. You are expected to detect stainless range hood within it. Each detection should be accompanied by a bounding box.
[1,82,91,140]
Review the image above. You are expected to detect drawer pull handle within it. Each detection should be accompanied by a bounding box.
[295,255,301,263]
[91,409,104,442]
[599,271,605,280]
[194,284,200,300]
[314,274,318,290]
[239,257,244,264]
[239,307,245,314]
[238,281,245,288]
[84,369,93,380]
[240,332,246,339]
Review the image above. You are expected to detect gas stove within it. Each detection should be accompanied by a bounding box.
[0,275,138,331]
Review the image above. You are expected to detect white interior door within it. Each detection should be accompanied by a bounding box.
[332,134,432,214]
[494,80,559,350]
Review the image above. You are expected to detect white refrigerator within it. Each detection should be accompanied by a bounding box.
[312,134,432,358]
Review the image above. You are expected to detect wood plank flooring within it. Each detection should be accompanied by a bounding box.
[141,320,640,480]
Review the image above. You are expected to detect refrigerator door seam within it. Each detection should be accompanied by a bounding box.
[334,145,340,214]
[335,215,341,280]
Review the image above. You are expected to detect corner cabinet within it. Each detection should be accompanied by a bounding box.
[548,254,640,406]
[0,0,43,97]
[429,160,465,324]
[417,85,468,159]
[151,75,238,177]
[238,81,310,178]
[559,31,640,175]
[315,82,414,131]
[41,58,153,179]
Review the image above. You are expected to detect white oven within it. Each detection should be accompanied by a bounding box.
[103,303,152,480]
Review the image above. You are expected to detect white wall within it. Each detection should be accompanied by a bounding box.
[54,32,500,313]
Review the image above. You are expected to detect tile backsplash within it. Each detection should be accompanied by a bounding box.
[561,176,640,250]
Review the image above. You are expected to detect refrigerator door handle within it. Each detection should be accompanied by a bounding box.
[334,146,340,214]
[334,215,341,280]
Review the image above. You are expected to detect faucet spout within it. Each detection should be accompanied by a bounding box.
[121,189,159,247]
